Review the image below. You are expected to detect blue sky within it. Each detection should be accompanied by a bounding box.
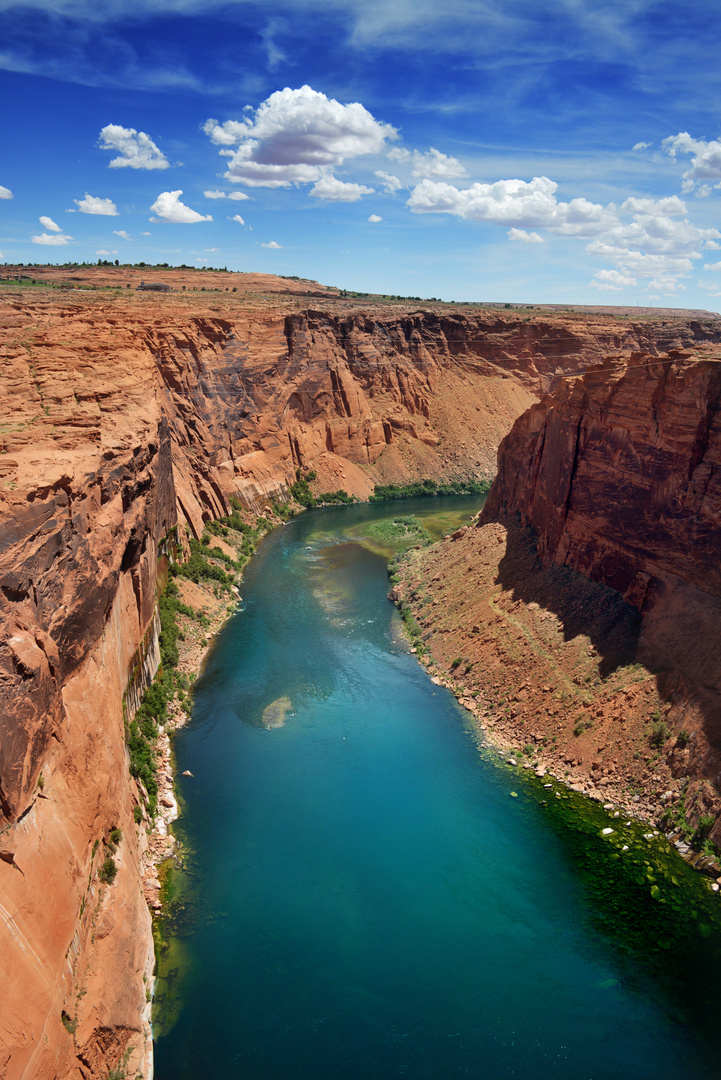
[2,0,721,308]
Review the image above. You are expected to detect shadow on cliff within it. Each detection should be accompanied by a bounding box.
[489,516,644,679]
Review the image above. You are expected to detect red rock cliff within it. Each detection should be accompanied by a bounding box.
[2,278,721,1078]
[482,350,721,836]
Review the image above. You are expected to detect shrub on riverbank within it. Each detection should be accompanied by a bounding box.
[290,469,357,509]
[370,477,490,502]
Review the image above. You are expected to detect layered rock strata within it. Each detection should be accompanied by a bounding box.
[479,350,721,840]
[1,278,721,1078]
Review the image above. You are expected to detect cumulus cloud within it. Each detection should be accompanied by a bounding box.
[261,241,281,248]
[368,214,382,223]
[99,124,169,170]
[508,227,542,243]
[374,171,402,193]
[310,176,374,202]
[590,269,637,291]
[95,249,118,256]
[703,260,721,271]
[229,214,245,224]
[74,193,119,215]
[407,176,609,233]
[204,85,397,189]
[39,215,62,232]
[408,173,721,292]
[632,142,651,152]
[113,230,132,240]
[0,186,13,199]
[32,232,73,245]
[150,190,212,223]
[388,146,466,178]
[663,132,721,192]
[204,189,250,201]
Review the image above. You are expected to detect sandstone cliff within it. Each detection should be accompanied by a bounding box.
[479,350,721,841]
[1,273,720,1078]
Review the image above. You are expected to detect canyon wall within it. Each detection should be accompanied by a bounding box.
[1,280,720,1077]
[482,350,721,838]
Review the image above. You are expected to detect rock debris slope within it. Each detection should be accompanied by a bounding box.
[480,349,721,839]
[1,272,720,1079]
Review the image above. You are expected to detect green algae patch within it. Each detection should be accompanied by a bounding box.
[262,695,293,729]
[476,745,721,1035]
[152,858,195,1039]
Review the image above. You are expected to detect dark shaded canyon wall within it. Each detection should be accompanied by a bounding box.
[1,291,721,1078]
[482,351,721,829]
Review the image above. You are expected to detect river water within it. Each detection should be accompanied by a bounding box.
[154,498,721,1079]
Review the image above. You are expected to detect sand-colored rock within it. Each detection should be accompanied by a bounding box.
[1,269,720,1078]
[457,349,721,840]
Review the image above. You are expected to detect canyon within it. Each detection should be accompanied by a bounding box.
[400,348,721,853]
[1,266,721,1078]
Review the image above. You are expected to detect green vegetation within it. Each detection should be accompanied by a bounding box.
[649,720,671,749]
[98,855,118,885]
[370,477,490,502]
[60,1011,77,1035]
[289,469,356,510]
[362,515,432,550]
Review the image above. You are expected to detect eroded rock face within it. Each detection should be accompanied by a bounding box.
[1,278,721,1078]
[482,350,721,837]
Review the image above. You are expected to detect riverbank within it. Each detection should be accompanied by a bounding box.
[395,514,721,885]
[138,576,235,913]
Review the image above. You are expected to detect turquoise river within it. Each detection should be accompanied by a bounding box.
[154,497,721,1079]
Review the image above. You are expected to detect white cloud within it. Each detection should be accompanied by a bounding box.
[508,227,542,243]
[646,277,686,295]
[113,230,132,240]
[632,142,651,152]
[229,214,245,224]
[374,171,402,193]
[310,175,374,201]
[0,185,13,199]
[663,132,721,191]
[32,232,73,245]
[99,124,169,170]
[39,215,62,232]
[204,189,250,201]
[150,190,212,223]
[619,195,685,216]
[703,260,721,271]
[698,279,721,297]
[408,176,582,229]
[408,172,721,293]
[368,214,382,223]
[140,231,151,235]
[590,269,637,291]
[74,193,119,215]
[261,241,281,248]
[388,146,466,178]
[585,241,695,277]
[0,252,3,259]
[705,240,721,250]
[205,85,397,189]
[95,249,118,256]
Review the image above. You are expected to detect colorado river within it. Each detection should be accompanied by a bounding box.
[154,498,721,1079]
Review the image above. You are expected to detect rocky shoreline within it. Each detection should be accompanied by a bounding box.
[393,515,721,889]
[138,577,239,915]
